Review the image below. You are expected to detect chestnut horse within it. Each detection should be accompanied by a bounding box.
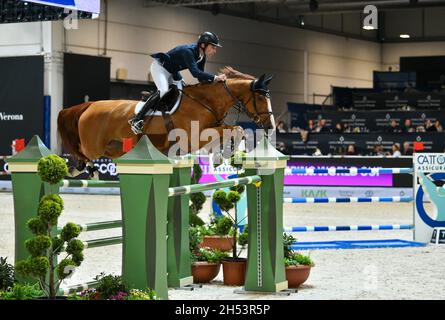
[57,67,275,174]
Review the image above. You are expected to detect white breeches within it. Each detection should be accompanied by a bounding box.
[150,59,183,97]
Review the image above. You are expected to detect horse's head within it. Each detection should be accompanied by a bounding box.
[219,67,276,132]
[245,74,276,131]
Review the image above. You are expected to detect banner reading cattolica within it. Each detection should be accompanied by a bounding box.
[414,153,445,243]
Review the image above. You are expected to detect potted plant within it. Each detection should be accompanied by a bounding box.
[68,273,158,300]
[212,153,249,286]
[14,155,84,299]
[199,216,235,252]
[283,233,314,288]
[190,226,228,283]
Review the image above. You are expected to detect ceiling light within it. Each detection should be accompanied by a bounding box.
[400,34,410,39]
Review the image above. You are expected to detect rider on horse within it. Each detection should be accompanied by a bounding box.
[128,31,228,134]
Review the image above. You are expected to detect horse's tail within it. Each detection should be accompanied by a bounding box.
[57,102,92,160]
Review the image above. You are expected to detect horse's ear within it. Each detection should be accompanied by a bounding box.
[257,74,266,83]
[264,75,273,86]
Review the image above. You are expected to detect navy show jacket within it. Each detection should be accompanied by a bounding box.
[150,44,215,82]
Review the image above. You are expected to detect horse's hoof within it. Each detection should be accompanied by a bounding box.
[91,171,99,180]
[68,166,81,178]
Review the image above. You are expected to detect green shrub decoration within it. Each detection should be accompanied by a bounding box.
[38,196,63,226]
[214,216,232,236]
[0,257,15,291]
[283,233,314,267]
[67,273,158,300]
[37,154,68,184]
[15,160,84,299]
[192,248,229,263]
[0,283,43,300]
[190,212,205,227]
[27,218,47,235]
[189,164,206,224]
[237,225,248,247]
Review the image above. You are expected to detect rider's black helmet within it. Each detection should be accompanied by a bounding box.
[197,31,222,48]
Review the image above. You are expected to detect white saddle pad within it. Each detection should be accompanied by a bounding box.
[134,91,183,116]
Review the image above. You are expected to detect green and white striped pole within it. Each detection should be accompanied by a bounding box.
[243,136,289,293]
[115,136,172,300]
[167,156,193,288]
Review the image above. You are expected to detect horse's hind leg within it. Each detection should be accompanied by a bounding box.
[67,159,87,178]
[86,162,99,180]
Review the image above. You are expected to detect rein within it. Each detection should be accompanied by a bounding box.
[179,81,272,128]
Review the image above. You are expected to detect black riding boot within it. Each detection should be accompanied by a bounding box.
[128,90,161,134]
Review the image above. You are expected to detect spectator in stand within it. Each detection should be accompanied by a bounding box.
[276,120,288,133]
[346,144,357,155]
[402,142,413,156]
[343,123,351,133]
[333,122,344,133]
[317,119,330,133]
[277,142,288,154]
[401,119,415,133]
[386,120,400,133]
[416,124,426,132]
[307,120,316,132]
[371,144,385,156]
[391,143,401,157]
[425,119,437,132]
[435,120,443,132]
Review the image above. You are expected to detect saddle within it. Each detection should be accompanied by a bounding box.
[136,86,181,133]
[136,85,182,116]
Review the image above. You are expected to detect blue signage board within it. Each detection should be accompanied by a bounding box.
[20,0,100,13]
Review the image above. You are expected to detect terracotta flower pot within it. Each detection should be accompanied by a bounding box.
[285,265,312,288]
[200,235,234,252]
[192,262,221,283]
[221,258,247,286]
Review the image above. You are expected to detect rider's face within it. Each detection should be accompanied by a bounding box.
[204,44,217,57]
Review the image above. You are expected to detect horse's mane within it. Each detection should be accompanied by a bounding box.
[184,67,255,95]
[218,66,256,80]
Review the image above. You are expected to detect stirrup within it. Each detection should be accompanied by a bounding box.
[129,119,144,135]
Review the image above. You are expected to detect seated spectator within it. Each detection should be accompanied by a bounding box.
[346,144,357,155]
[276,120,288,133]
[333,123,344,133]
[425,119,437,132]
[386,120,400,133]
[435,120,443,132]
[402,142,413,156]
[316,119,330,133]
[371,144,384,156]
[307,120,316,132]
[291,126,300,133]
[343,123,352,133]
[401,119,415,133]
[313,148,322,156]
[391,143,401,157]
[277,142,288,154]
[416,125,426,132]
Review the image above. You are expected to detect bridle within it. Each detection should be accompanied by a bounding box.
[222,81,273,129]
[180,80,273,128]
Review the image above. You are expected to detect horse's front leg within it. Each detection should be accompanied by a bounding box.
[198,125,245,163]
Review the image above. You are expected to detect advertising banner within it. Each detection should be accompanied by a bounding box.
[414,153,445,243]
